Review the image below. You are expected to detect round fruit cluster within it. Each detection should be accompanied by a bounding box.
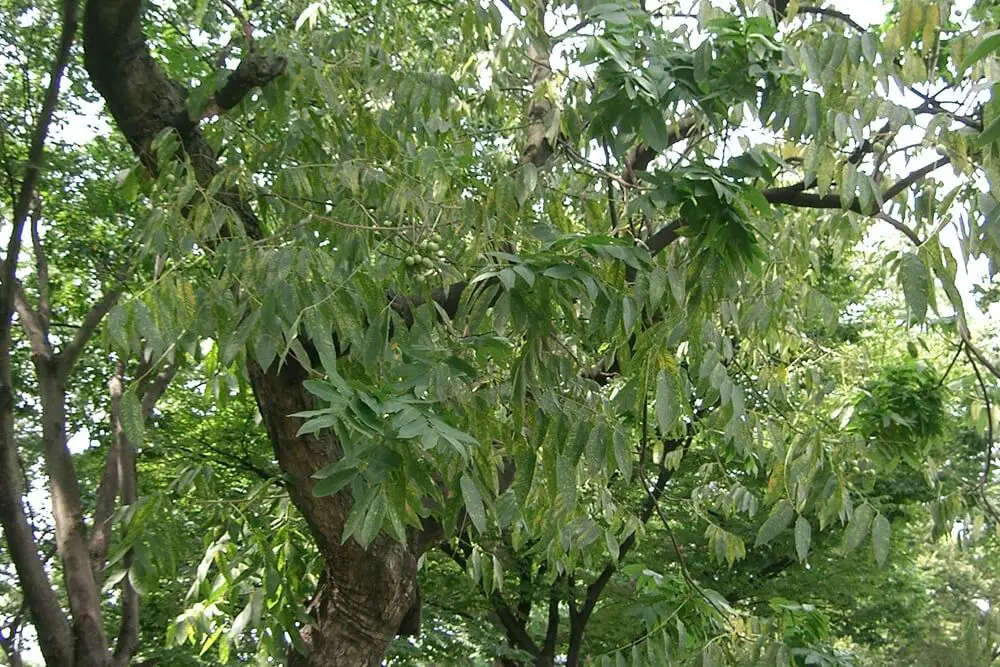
[404,232,446,281]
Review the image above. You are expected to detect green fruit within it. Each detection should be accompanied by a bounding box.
[422,256,434,268]
[428,241,440,252]
[404,255,416,267]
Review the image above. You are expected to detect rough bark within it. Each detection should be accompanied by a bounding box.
[248,360,418,666]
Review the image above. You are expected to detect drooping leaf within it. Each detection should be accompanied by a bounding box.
[794,515,812,562]
[655,367,681,435]
[845,504,875,551]
[755,499,794,548]
[120,389,144,445]
[460,474,487,534]
[899,253,930,322]
[872,514,891,567]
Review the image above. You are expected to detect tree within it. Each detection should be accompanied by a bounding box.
[2,0,1000,665]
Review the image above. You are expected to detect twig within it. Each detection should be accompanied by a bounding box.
[934,341,964,390]
[641,470,732,625]
[877,212,922,246]
[218,0,254,48]
[798,5,865,32]
[965,347,995,484]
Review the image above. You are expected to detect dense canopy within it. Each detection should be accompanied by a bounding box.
[1,0,1000,665]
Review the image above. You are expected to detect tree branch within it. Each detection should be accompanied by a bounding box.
[622,114,699,186]
[491,592,542,658]
[29,202,50,332]
[881,156,951,202]
[209,51,286,115]
[13,286,50,359]
[797,5,865,32]
[520,2,555,168]
[57,287,122,383]
[877,212,922,246]
[962,331,1000,382]
[92,359,179,576]
[138,361,179,417]
[541,580,561,661]
[441,540,541,657]
[761,156,950,243]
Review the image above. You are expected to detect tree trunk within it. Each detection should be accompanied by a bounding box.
[82,1,423,663]
[248,360,419,666]
[36,360,110,667]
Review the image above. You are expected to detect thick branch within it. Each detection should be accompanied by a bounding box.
[540,583,560,662]
[83,0,263,237]
[36,358,111,662]
[91,359,177,576]
[138,360,179,417]
[520,3,555,168]
[622,114,699,186]
[88,434,120,577]
[0,425,71,666]
[213,51,286,112]
[12,286,50,359]
[492,592,542,658]
[761,156,950,243]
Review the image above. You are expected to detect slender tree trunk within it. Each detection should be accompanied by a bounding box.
[0,385,73,666]
[36,363,110,666]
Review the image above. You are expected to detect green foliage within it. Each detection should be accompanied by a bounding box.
[3,0,1000,665]
[853,361,947,465]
